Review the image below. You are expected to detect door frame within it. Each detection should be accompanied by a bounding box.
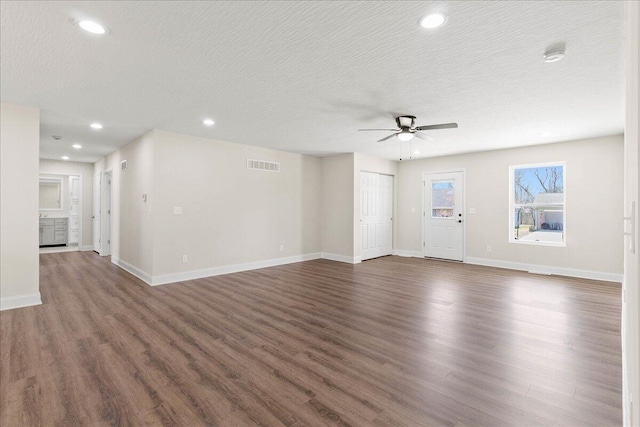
[422,169,466,261]
[38,171,82,252]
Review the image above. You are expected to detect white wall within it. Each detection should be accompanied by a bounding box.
[0,103,41,310]
[353,152,398,260]
[39,159,94,248]
[96,129,322,284]
[397,135,624,279]
[94,131,154,278]
[151,129,321,280]
[622,2,639,425]
[320,153,355,260]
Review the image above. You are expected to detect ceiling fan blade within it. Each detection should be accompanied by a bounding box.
[415,122,458,131]
[358,128,399,131]
[414,132,434,141]
[377,133,398,142]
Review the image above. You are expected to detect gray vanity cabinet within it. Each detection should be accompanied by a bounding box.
[40,218,68,246]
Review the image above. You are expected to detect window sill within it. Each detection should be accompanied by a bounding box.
[510,239,566,248]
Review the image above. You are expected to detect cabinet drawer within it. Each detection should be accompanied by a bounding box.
[54,223,67,231]
[40,218,54,226]
[54,231,67,243]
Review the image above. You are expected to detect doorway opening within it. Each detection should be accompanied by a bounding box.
[39,172,82,254]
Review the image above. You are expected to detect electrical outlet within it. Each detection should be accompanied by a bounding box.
[182,254,188,263]
[174,207,183,215]
[486,245,492,253]
[280,244,284,252]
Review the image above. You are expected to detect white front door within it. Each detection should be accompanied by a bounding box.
[93,173,101,253]
[361,172,393,261]
[423,171,464,261]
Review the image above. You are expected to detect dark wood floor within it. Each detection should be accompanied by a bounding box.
[1,252,622,426]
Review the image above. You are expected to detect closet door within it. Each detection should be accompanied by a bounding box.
[361,172,393,261]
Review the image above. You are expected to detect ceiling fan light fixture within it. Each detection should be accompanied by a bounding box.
[419,13,447,29]
[397,131,414,141]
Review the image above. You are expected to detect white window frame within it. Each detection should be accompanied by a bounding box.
[509,161,566,247]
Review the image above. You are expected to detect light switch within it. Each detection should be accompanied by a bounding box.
[173,207,183,215]
[469,208,477,215]
[411,208,416,213]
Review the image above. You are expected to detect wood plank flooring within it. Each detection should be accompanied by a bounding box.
[0,252,622,426]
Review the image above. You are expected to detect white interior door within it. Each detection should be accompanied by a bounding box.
[361,172,393,261]
[102,172,112,256]
[93,173,101,253]
[423,171,464,261]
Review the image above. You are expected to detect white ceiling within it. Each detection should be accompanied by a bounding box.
[0,1,625,163]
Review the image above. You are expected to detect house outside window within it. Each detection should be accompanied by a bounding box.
[509,162,565,246]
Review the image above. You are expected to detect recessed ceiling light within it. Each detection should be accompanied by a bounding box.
[419,13,447,29]
[543,48,565,63]
[72,144,82,149]
[90,122,103,130]
[51,135,62,140]
[203,118,215,126]
[77,20,107,35]
[62,156,70,160]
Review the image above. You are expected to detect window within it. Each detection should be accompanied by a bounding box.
[431,180,454,218]
[509,162,565,245]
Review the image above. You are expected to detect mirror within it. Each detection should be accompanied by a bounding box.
[39,177,63,210]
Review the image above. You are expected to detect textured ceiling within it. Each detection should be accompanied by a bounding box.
[0,1,625,162]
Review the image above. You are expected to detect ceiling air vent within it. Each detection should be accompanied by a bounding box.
[247,159,280,172]
[121,160,127,171]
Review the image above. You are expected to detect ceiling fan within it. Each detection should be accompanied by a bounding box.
[359,115,458,142]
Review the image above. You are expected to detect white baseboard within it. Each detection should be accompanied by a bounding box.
[0,292,42,311]
[320,252,361,264]
[111,257,153,285]
[465,257,623,283]
[393,249,423,258]
[80,245,94,251]
[151,253,322,286]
